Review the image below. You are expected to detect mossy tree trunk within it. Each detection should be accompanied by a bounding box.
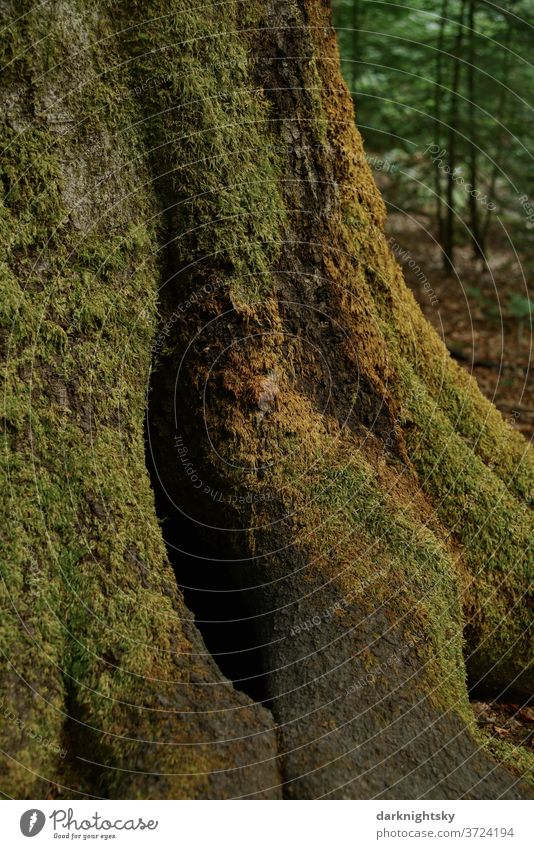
[1,0,532,799]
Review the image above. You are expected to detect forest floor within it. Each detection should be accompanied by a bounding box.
[386,212,534,443]
[471,701,534,750]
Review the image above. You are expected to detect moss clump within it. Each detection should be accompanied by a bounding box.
[114,0,286,307]
[474,730,534,788]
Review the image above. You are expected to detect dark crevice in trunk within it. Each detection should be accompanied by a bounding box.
[145,398,271,708]
[136,153,276,707]
[467,669,534,707]
[464,622,534,707]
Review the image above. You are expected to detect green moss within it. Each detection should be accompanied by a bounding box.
[116,0,286,306]
[389,360,534,694]
[474,730,534,788]
[277,441,469,715]
[2,0,532,798]
[339,160,533,703]
[1,0,289,799]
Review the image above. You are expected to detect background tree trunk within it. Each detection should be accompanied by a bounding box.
[350,0,363,94]
[467,0,485,260]
[443,0,467,274]
[1,0,532,800]
[480,19,512,246]
[433,0,449,251]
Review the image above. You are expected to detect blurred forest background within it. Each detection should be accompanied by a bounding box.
[333,0,534,439]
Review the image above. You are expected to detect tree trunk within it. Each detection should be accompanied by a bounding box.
[443,0,467,274]
[481,20,512,246]
[433,0,449,251]
[467,0,485,261]
[1,0,532,800]
[350,0,363,93]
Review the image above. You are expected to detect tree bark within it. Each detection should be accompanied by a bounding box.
[433,0,449,251]
[467,0,485,260]
[1,0,532,800]
[350,0,363,93]
[443,0,467,274]
[481,19,512,245]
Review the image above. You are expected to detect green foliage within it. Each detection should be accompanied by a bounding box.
[465,284,500,320]
[507,292,534,324]
[333,0,534,246]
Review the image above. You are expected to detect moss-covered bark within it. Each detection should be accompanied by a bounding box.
[1,0,532,799]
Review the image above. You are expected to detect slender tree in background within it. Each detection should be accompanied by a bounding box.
[467,0,485,261]
[444,0,467,273]
[434,0,450,251]
[1,0,533,800]
[350,0,363,92]
[480,19,512,247]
